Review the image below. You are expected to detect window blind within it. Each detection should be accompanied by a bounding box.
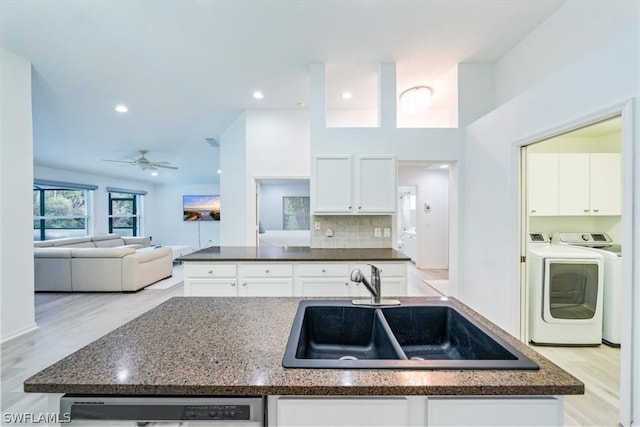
[105,187,148,196]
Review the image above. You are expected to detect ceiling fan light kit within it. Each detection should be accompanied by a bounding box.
[102,150,178,171]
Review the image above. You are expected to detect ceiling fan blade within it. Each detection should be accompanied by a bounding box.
[152,163,178,170]
[102,159,135,165]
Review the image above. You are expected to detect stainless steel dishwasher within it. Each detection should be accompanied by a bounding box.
[59,395,265,426]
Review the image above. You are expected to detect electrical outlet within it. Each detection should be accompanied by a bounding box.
[383,227,391,237]
[314,221,321,231]
[374,228,381,238]
[325,228,334,238]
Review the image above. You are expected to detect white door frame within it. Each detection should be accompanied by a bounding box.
[516,100,633,426]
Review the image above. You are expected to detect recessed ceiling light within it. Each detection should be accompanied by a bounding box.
[342,91,353,100]
[151,171,158,176]
[253,91,264,100]
[440,164,449,169]
[399,86,433,114]
[217,169,222,174]
[114,104,128,113]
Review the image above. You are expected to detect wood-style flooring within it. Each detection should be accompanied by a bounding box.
[1,264,620,426]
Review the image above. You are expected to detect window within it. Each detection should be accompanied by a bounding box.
[108,192,139,236]
[33,187,91,241]
[283,196,310,230]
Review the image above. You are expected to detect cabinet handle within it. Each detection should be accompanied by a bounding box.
[322,268,326,273]
[358,206,362,210]
[265,269,270,274]
[593,209,599,213]
[345,282,349,286]
[231,282,236,287]
[531,210,536,213]
[242,282,247,287]
[584,209,590,213]
[348,206,352,209]
[208,270,214,274]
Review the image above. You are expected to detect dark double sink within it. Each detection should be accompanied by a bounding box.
[282,300,538,370]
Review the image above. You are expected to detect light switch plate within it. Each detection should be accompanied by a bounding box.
[314,221,321,231]
[374,228,381,237]
[383,227,391,237]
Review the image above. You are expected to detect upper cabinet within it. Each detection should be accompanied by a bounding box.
[528,153,621,216]
[312,154,397,215]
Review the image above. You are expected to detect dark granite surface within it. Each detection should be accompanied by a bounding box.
[24,297,583,397]
[177,246,411,262]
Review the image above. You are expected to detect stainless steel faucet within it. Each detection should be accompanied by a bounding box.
[350,264,400,306]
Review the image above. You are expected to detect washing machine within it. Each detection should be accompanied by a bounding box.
[552,232,622,346]
[528,233,604,345]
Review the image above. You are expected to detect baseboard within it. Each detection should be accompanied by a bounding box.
[1,322,39,344]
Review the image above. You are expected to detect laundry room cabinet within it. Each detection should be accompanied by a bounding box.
[312,154,397,214]
[528,153,621,216]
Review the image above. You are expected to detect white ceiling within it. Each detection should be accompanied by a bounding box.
[0,0,566,185]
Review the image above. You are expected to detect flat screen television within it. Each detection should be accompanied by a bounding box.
[183,195,220,221]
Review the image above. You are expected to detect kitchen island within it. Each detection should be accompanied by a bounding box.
[178,247,411,298]
[24,296,582,426]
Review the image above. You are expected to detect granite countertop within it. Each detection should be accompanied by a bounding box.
[177,246,411,262]
[24,297,583,397]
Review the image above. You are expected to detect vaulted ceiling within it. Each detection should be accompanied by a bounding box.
[1,0,566,184]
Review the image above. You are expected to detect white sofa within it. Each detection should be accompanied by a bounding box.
[34,234,173,292]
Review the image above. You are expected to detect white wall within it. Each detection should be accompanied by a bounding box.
[153,184,220,249]
[219,113,248,246]
[494,1,639,106]
[1,48,37,342]
[398,167,449,268]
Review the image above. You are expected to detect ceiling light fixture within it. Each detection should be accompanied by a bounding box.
[342,91,353,100]
[151,171,158,176]
[399,86,433,114]
[253,91,264,100]
[114,104,128,113]
[440,164,449,169]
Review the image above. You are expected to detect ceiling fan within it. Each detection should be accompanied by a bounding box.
[102,150,178,171]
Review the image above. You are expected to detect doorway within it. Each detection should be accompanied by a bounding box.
[397,161,451,287]
[520,115,624,426]
[255,178,311,247]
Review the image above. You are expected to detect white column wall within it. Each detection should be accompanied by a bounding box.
[1,48,37,342]
[219,113,248,246]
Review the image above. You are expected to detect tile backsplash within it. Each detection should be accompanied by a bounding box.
[311,215,393,248]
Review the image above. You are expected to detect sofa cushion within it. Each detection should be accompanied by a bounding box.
[92,234,126,247]
[70,247,136,258]
[52,237,95,248]
[34,241,54,248]
[34,248,73,258]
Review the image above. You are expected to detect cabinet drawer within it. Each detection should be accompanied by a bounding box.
[350,262,406,277]
[184,263,237,277]
[239,263,293,277]
[296,263,349,277]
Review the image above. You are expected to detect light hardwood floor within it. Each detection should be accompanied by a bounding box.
[1,264,621,426]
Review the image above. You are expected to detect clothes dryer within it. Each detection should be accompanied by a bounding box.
[528,233,604,345]
[552,232,622,346]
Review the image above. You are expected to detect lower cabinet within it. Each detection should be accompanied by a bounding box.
[268,396,563,427]
[184,261,408,297]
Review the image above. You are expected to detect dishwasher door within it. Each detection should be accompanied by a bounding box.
[60,395,265,426]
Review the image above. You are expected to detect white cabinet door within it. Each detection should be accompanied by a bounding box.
[355,155,397,213]
[528,153,559,216]
[312,155,353,213]
[239,278,293,297]
[558,153,590,215]
[300,278,351,297]
[185,278,237,296]
[426,397,562,427]
[590,153,621,215]
[276,397,409,427]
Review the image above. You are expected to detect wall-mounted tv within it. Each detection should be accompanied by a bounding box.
[183,195,220,221]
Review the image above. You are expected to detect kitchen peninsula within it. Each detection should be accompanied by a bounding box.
[24,297,583,426]
[178,246,411,298]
